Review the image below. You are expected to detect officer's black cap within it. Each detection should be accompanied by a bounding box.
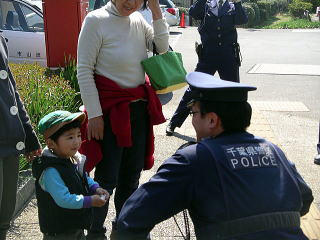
[186,72,257,102]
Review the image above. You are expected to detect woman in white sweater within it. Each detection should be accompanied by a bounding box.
[77,0,169,238]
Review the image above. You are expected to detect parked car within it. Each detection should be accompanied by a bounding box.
[0,0,46,65]
[159,0,180,26]
[25,0,42,10]
[89,0,106,11]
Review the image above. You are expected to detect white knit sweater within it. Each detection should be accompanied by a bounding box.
[77,2,169,119]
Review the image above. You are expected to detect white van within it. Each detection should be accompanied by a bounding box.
[0,0,46,65]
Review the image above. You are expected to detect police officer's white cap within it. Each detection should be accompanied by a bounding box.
[186,72,257,102]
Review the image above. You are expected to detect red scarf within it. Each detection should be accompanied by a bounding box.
[79,74,166,173]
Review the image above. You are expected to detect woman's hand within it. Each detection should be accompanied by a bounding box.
[148,0,163,20]
[87,116,104,140]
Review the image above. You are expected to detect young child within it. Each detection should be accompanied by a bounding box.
[32,110,109,240]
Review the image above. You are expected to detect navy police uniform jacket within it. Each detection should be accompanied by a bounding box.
[190,0,248,61]
[114,131,313,240]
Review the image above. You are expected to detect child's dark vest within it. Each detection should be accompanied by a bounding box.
[32,156,92,235]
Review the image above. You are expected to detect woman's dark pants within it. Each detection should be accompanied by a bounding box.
[89,101,148,234]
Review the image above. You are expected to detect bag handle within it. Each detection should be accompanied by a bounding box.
[152,42,174,56]
[152,42,159,56]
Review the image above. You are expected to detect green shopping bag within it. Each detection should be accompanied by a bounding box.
[141,47,187,94]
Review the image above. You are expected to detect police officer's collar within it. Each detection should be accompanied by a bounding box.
[201,130,247,141]
[186,72,256,102]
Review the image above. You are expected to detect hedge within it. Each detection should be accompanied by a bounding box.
[243,0,289,27]
[243,3,256,26]
[302,0,320,11]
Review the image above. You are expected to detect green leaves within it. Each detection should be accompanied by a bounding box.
[59,55,79,92]
[288,0,313,18]
[263,17,320,28]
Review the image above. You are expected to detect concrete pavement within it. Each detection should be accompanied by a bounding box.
[7,26,320,239]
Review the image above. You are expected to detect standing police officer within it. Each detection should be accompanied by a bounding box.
[112,72,313,240]
[314,122,320,164]
[166,0,248,135]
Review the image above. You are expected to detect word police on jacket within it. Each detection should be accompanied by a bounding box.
[223,143,278,170]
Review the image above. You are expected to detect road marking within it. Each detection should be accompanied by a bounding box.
[248,63,320,76]
[249,101,310,112]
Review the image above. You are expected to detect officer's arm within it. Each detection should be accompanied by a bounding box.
[290,163,314,216]
[189,0,207,20]
[233,1,248,25]
[113,152,195,239]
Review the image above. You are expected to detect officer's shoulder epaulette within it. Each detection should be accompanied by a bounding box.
[178,141,197,150]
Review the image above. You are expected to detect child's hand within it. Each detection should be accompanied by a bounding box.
[96,187,108,196]
[91,195,107,207]
[96,188,110,201]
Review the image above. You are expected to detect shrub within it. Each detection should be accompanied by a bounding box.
[303,0,320,11]
[10,63,82,132]
[264,18,320,28]
[247,2,261,23]
[178,7,189,16]
[288,0,313,18]
[257,1,271,21]
[259,8,269,21]
[257,1,271,13]
[269,0,279,15]
[59,55,79,92]
[244,0,259,3]
[174,0,190,8]
[243,3,257,26]
[278,0,289,12]
[256,0,282,21]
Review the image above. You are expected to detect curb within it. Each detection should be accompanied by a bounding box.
[13,177,35,220]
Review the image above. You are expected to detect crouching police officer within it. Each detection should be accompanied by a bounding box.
[111,72,313,240]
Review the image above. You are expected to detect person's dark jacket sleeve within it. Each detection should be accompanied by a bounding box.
[233,1,248,25]
[189,0,207,20]
[0,34,41,154]
[7,67,40,153]
[289,163,314,216]
[273,142,313,216]
[112,152,195,240]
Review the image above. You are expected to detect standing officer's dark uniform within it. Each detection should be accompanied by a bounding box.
[314,122,320,164]
[166,0,248,135]
[113,72,313,240]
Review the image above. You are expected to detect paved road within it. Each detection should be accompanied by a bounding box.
[7,26,320,239]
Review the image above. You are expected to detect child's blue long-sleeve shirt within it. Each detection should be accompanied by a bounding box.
[39,149,99,209]
[39,167,99,209]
